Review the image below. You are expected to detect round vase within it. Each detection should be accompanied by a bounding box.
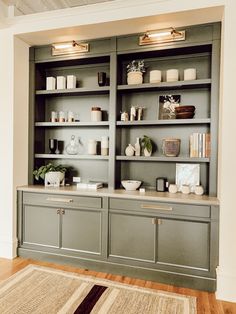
[127,71,143,85]
[125,144,135,156]
[194,185,204,195]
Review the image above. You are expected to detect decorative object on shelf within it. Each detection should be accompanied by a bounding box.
[150,70,162,83]
[130,106,136,121]
[56,76,66,90]
[97,72,107,87]
[121,180,142,191]
[67,75,76,89]
[137,107,145,120]
[181,184,191,194]
[59,111,66,122]
[66,135,79,155]
[67,111,75,122]
[141,135,153,157]
[127,60,145,85]
[49,139,58,154]
[33,163,67,187]
[134,138,141,156]
[166,69,179,82]
[168,183,178,194]
[162,138,181,157]
[88,139,97,155]
[125,144,135,156]
[57,140,64,154]
[158,95,180,120]
[184,68,197,81]
[101,136,109,156]
[50,111,58,122]
[52,40,89,56]
[91,107,102,122]
[194,185,204,195]
[189,132,210,158]
[156,177,168,192]
[120,111,129,121]
[175,105,195,119]
[176,163,200,192]
[139,27,185,46]
[46,77,56,90]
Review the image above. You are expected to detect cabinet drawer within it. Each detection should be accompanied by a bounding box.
[23,192,102,209]
[109,198,210,218]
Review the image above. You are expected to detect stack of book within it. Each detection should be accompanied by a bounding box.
[189,133,211,158]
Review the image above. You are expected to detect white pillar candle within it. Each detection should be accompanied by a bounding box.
[56,76,66,89]
[46,77,56,90]
[150,70,162,83]
[166,69,179,82]
[184,68,197,81]
[67,75,77,89]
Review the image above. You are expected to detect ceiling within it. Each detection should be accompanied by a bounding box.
[2,0,114,15]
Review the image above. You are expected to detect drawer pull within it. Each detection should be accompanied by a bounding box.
[46,197,73,203]
[141,204,172,211]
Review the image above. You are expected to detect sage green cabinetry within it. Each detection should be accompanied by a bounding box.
[19,192,106,257]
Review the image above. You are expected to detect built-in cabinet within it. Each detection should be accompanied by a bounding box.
[19,23,221,292]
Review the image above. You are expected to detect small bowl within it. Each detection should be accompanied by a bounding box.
[121,180,142,191]
[176,112,195,119]
[175,105,195,113]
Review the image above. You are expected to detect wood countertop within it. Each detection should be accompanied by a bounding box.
[17,185,219,206]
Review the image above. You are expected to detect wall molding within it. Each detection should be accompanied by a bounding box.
[0,236,18,259]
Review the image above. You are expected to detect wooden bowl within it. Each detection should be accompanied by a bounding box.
[175,112,195,119]
[175,105,195,113]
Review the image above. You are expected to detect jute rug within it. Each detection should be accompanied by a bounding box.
[0,265,196,314]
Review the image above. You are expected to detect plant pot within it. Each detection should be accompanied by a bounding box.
[127,71,143,85]
[45,171,65,187]
[144,147,152,157]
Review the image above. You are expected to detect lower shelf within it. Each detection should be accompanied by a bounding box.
[35,154,109,160]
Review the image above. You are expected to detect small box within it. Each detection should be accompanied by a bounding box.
[56,76,66,90]
[73,176,81,183]
[156,177,168,192]
[67,75,77,89]
[46,77,56,90]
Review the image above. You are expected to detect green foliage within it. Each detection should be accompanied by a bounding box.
[127,60,146,73]
[141,135,153,153]
[33,163,67,181]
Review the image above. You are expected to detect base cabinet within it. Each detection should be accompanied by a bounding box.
[18,191,219,291]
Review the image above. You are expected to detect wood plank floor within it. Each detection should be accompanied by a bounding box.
[0,257,235,313]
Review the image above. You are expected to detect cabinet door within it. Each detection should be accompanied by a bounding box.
[109,213,155,262]
[61,209,102,255]
[157,219,209,269]
[23,205,60,247]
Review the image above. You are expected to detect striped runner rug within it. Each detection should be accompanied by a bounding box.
[0,265,196,314]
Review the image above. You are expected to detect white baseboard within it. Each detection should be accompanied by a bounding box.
[216,268,236,302]
[0,236,18,259]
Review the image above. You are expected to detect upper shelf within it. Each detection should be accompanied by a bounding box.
[35,86,110,96]
[35,122,109,127]
[117,79,211,92]
[117,119,211,126]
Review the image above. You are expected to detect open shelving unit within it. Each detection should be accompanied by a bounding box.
[29,23,220,195]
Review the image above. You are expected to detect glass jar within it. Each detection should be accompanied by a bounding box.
[91,107,102,122]
[66,135,79,155]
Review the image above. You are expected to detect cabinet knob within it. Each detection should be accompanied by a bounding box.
[61,209,65,215]
[57,209,60,214]
[152,218,162,225]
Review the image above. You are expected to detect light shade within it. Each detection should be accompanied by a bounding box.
[139,28,185,46]
[52,40,89,56]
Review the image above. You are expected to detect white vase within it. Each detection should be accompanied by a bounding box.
[125,144,135,156]
[144,147,152,157]
[127,71,143,85]
[45,171,65,187]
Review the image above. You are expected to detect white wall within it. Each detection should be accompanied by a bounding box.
[0,0,235,302]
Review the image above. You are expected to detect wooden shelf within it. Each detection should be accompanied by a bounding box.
[117,79,211,92]
[35,122,109,127]
[35,154,109,160]
[117,119,211,126]
[116,156,210,163]
[35,86,110,96]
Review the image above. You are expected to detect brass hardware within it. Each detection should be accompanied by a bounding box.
[152,218,163,225]
[57,209,60,214]
[61,209,65,215]
[152,218,157,224]
[47,197,73,203]
[141,204,172,211]
[157,219,162,225]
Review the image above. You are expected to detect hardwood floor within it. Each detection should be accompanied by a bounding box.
[0,257,235,313]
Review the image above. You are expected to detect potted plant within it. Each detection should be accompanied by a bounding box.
[33,163,67,187]
[127,60,145,85]
[141,135,153,157]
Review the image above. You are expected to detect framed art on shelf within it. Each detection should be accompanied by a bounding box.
[158,94,180,120]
